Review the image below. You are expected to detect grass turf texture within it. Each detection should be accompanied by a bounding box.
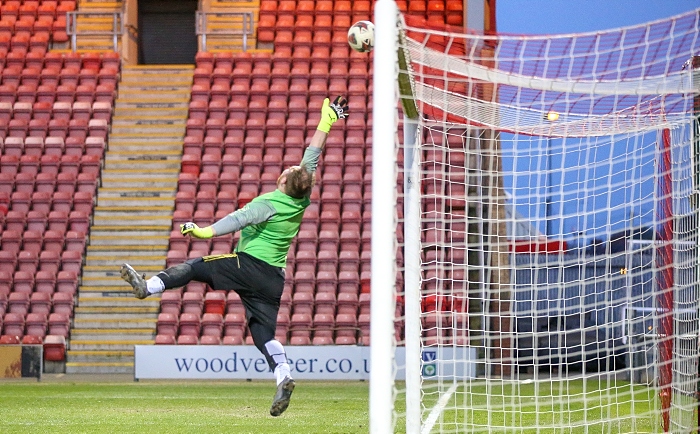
[0,378,690,433]
[0,380,370,434]
[414,380,667,433]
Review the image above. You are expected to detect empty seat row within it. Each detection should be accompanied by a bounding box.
[0,136,106,160]
[0,66,119,87]
[0,153,102,176]
[0,50,120,71]
[1,311,70,338]
[0,170,96,195]
[0,268,78,296]
[0,118,108,141]
[0,84,116,106]
[0,31,51,54]
[0,100,113,122]
[0,0,76,19]
[0,228,87,254]
[1,290,74,316]
[2,207,89,231]
[0,249,82,274]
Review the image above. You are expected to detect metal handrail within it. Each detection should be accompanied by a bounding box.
[195,11,254,52]
[66,11,124,52]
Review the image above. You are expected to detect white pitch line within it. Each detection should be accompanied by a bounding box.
[421,383,459,434]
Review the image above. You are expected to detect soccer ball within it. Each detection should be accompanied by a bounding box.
[347,20,375,53]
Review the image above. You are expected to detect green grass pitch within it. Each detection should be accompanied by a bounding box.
[0,378,689,433]
[0,379,370,434]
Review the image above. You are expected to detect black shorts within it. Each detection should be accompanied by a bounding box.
[186,252,285,331]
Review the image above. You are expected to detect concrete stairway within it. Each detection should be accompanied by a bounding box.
[66,65,193,374]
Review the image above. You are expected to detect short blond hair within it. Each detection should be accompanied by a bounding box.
[285,167,314,198]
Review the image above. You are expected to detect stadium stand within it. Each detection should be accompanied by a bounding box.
[0,34,119,357]
[0,0,464,370]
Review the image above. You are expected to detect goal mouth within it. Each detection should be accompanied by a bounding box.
[375,5,700,434]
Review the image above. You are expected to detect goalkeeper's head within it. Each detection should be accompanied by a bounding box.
[278,165,315,199]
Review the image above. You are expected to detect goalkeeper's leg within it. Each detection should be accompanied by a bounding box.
[249,319,295,417]
[120,258,215,299]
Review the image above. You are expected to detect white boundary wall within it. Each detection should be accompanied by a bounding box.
[134,345,476,381]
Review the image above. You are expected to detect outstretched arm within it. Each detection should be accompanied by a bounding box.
[180,200,276,238]
[301,96,350,172]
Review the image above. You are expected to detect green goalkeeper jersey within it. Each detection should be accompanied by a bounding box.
[234,189,310,267]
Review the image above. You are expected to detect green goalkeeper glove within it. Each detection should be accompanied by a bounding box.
[317,96,349,133]
[180,222,214,239]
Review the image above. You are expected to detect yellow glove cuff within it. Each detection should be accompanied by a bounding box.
[317,97,337,133]
[192,226,214,239]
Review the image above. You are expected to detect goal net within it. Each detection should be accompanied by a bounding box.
[370,2,700,433]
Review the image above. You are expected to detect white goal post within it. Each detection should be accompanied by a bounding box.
[370,2,700,433]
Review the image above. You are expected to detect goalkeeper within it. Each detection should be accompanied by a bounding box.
[120,96,349,417]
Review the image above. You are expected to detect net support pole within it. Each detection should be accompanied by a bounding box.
[370,1,398,433]
[657,127,675,433]
[690,54,700,430]
[403,118,422,434]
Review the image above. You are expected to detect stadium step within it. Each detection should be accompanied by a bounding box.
[67,65,193,375]
[96,195,176,208]
[105,141,184,153]
[76,296,161,308]
[73,317,158,329]
[89,225,171,236]
[86,255,165,267]
[66,350,135,364]
[88,234,170,247]
[87,243,170,253]
[110,123,186,135]
[93,205,174,218]
[92,213,174,227]
[83,264,163,276]
[77,286,160,299]
[105,151,182,161]
[65,361,136,374]
[70,330,155,345]
[68,340,154,352]
[112,106,189,117]
[75,306,160,317]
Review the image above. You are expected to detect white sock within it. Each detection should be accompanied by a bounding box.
[146,276,165,294]
[265,340,292,385]
[274,363,291,385]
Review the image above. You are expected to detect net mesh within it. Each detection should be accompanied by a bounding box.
[391,8,700,433]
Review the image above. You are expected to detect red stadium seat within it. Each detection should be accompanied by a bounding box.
[160,291,182,315]
[314,291,337,315]
[201,312,223,337]
[47,312,69,337]
[55,270,78,295]
[51,292,74,316]
[177,334,198,345]
[34,270,56,294]
[8,292,30,315]
[12,270,34,294]
[181,292,204,315]
[226,291,245,316]
[156,313,179,336]
[204,291,226,315]
[17,250,39,274]
[25,312,48,338]
[178,313,201,337]
[2,312,26,343]
[224,311,246,336]
[38,250,60,274]
[155,334,176,345]
[43,334,66,361]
